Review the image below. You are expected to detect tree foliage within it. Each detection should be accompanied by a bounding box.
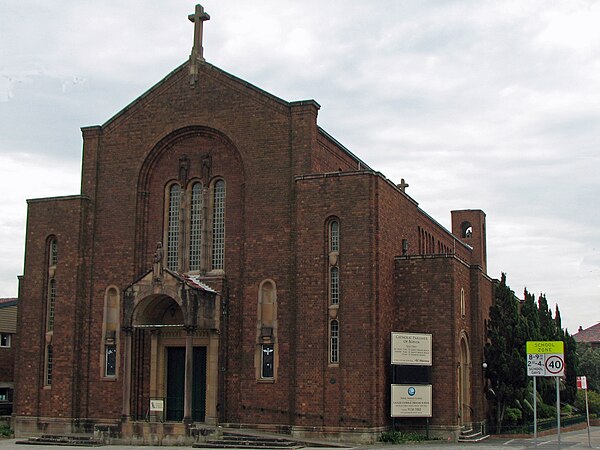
[577,344,600,392]
[484,275,579,433]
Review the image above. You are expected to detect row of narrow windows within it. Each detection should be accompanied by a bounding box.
[255,218,341,380]
[166,180,225,273]
[43,238,119,387]
[328,218,340,365]
[44,238,57,386]
[417,226,451,255]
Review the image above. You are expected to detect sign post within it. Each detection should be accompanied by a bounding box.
[526,341,564,446]
[577,376,592,448]
[391,332,433,436]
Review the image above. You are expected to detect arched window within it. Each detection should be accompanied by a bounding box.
[49,239,58,266]
[212,180,226,270]
[329,220,339,253]
[460,288,466,317]
[330,320,340,364]
[189,182,203,271]
[257,280,277,380]
[101,287,120,378]
[461,221,473,239]
[167,183,181,270]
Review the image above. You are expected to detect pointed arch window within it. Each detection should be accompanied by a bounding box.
[189,182,203,271]
[212,180,226,270]
[330,220,339,252]
[49,239,58,266]
[167,184,181,270]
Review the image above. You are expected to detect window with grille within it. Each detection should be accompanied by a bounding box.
[212,180,226,270]
[50,239,58,266]
[330,320,339,364]
[167,184,181,270]
[189,183,203,271]
[47,279,56,331]
[45,345,53,386]
[330,267,339,305]
[330,220,339,252]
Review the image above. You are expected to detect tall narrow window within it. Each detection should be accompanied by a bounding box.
[0,333,11,348]
[105,345,117,377]
[50,239,58,266]
[330,267,339,305]
[189,183,203,271]
[167,184,181,270]
[212,180,226,270]
[47,279,56,331]
[261,344,274,379]
[330,220,339,252]
[45,344,53,386]
[101,287,120,379]
[330,320,339,364]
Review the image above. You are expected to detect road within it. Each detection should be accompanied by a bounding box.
[0,426,598,449]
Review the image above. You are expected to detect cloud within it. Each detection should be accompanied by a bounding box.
[0,0,599,332]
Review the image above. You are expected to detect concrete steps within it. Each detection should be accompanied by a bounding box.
[194,432,302,449]
[16,434,103,446]
[457,427,490,443]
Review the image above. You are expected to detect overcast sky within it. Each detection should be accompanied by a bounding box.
[1,1,599,333]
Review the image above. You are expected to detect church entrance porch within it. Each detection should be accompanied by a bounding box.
[122,267,220,430]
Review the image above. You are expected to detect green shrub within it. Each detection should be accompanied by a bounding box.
[380,431,427,443]
[0,422,11,438]
[575,389,600,415]
[505,407,522,425]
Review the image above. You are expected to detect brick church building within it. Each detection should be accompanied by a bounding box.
[14,4,494,444]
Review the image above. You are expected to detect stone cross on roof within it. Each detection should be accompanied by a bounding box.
[397,178,409,193]
[189,4,210,62]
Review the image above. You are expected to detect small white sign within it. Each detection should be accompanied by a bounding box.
[391,384,432,417]
[391,332,432,366]
[150,399,164,412]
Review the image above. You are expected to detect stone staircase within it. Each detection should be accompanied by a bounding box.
[457,426,490,443]
[193,430,350,449]
[193,432,303,449]
[16,434,103,446]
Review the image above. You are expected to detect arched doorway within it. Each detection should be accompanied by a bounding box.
[122,268,220,425]
[458,334,471,426]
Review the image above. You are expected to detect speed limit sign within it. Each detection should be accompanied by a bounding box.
[545,355,565,376]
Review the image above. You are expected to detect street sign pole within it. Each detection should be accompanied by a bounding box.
[533,376,537,445]
[526,341,565,446]
[556,376,561,447]
[586,386,591,448]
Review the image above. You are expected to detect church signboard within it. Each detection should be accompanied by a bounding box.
[391,332,432,366]
[391,384,432,417]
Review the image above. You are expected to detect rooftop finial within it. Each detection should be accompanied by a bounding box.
[189,4,210,62]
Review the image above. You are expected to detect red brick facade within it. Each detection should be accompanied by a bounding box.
[14,55,494,442]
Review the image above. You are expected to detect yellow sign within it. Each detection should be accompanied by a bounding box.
[526,341,564,355]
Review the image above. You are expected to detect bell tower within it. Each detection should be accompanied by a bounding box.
[451,209,487,273]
